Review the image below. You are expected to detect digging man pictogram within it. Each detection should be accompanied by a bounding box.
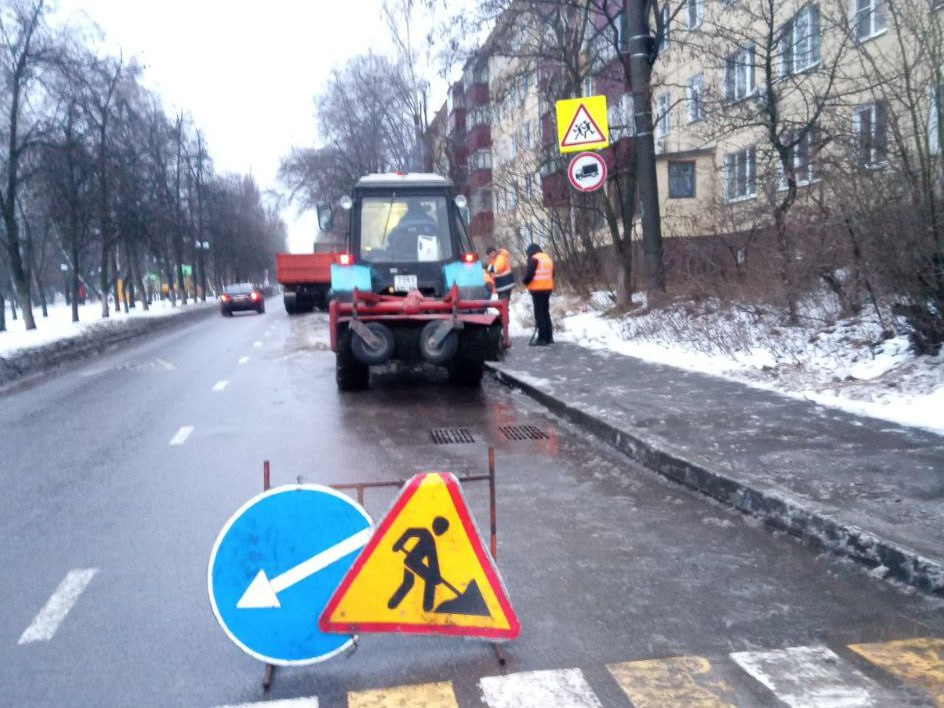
[387,516,490,617]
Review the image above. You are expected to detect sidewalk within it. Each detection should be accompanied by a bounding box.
[487,338,944,597]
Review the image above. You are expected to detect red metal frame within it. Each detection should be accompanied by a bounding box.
[329,284,511,353]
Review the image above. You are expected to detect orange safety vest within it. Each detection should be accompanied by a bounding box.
[490,249,514,293]
[526,251,554,292]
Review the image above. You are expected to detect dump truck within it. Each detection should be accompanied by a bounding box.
[276,247,339,314]
[320,173,510,390]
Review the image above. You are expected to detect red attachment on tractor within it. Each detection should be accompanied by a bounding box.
[328,284,511,353]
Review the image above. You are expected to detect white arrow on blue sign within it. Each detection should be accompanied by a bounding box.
[207,485,373,666]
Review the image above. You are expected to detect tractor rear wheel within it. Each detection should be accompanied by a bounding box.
[336,332,369,391]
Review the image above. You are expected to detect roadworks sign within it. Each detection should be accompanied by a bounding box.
[320,472,520,640]
[556,95,610,153]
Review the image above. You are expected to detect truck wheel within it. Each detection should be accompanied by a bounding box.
[351,322,395,366]
[283,294,297,315]
[337,332,369,391]
[419,320,459,365]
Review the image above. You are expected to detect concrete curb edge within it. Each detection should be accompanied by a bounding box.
[488,363,944,598]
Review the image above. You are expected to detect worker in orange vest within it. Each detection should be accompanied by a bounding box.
[486,246,515,301]
[522,243,554,346]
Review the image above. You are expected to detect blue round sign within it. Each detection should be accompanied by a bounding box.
[208,485,373,665]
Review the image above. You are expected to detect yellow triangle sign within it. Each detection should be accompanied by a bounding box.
[320,473,520,640]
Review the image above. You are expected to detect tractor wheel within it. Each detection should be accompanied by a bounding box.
[419,320,459,364]
[336,332,369,391]
[351,322,396,366]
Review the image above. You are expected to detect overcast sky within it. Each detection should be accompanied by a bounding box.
[54,0,433,253]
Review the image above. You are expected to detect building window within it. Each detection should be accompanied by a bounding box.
[781,5,821,76]
[655,93,671,150]
[780,130,816,187]
[469,149,492,171]
[659,5,671,51]
[853,102,888,167]
[687,0,704,29]
[687,74,705,122]
[724,147,756,200]
[668,161,696,198]
[609,93,635,140]
[853,0,886,41]
[525,173,535,200]
[724,45,756,102]
[930,84,941,155]
[468,105,490,128]
[471,188,492,215]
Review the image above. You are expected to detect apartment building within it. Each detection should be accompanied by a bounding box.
[431,0,940,274]
[650,0,942,241]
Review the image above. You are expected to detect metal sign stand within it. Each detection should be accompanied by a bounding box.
[257,447,506,691]
[261,459,277,692]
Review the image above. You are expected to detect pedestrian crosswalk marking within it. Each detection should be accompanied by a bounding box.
[18,569,98,644]
[348,681,458,707]
[848,637,944,706]
[213,697,318,708]
[607,655,736,707]
[731,645,900,707]
[479,668,602,708]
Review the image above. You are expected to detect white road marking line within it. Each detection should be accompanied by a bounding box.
[730,645,899,707]
[169,426,194,446]
[238,356,250,364]
[212,380,228,392]
[253,341,262,348]
[213,698,318,708]
[238,527,373,608]
[18,569,98,644]
[155,358,176,370]
[479,669,604,708]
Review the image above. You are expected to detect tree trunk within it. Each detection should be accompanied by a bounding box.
[99,242,110,319]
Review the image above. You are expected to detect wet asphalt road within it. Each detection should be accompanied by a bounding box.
[1,307,943,707]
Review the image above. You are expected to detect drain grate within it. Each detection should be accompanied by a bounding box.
[430,428,476,445]
[499,424,549,441]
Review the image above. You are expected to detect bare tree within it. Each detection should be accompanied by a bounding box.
[0,0,58,330]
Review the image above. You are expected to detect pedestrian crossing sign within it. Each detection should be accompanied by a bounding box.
[556,95,610,153]
[320,472,520,640]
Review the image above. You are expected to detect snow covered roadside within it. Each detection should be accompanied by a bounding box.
[0,299,209,358]
[505,290,944,436]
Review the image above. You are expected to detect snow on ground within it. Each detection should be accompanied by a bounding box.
[2,290,941,435]
[0,298,208,357]
[506,290,944,435]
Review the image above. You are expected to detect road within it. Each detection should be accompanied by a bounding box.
[1,306,943,707]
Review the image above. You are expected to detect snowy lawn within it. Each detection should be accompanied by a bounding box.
[0,298,212,357]
[506,289,944,435]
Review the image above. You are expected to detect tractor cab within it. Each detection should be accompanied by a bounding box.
[321,173,509,391]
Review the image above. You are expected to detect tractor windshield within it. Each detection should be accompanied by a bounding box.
[359,195,453,263]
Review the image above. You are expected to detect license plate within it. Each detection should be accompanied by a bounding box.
[394,274,417,292]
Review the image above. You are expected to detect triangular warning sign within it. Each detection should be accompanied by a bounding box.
[562,103,606,148]
[320,472,520,640]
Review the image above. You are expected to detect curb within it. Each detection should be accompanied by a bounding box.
[0,303,216,394]
[488,363,944,598]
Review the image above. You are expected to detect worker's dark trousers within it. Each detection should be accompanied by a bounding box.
[530,290,553,343]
